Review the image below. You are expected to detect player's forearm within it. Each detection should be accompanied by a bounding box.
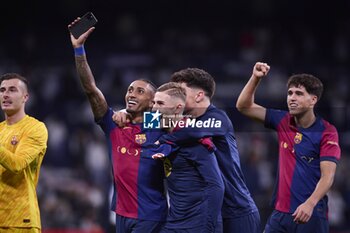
[75,55,97,94]
[236,74,261,111]
[75,55,108,118]
[159,127,223,146]
[151,143,175,157]
[305,173,335,208]
[0,147,30,173]
[159,114,228,146]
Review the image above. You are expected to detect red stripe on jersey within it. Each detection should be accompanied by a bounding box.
[110,126,141,218]
[320,119,341,160]
[275,118,296,212]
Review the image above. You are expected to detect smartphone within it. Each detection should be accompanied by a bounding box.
[69,12,98,39]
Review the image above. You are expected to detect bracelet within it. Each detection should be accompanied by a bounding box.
[74,46,85,56]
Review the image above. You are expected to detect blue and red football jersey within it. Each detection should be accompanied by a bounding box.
[96,108,167,221]
[265,109,341,218]
[151,139,224,231]
[158,105,258,218]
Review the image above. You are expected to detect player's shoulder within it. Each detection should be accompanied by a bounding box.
[319,118,338,133]
[24,115,48,134]
[205,105,229,119]
[0,120,6,128]
[26,115,46,126]
[267,108,289,117]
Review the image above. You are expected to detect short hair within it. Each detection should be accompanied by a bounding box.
[287,74,323,100]
[136,79,157,93]
[170,68,216,99]
[157,82,186,102]
[0,73,29,92]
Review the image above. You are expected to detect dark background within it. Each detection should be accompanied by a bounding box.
[0,1,349,232]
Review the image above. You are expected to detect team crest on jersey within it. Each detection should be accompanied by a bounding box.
[294,133,303,144]
[135,134,146,144]
[11,135,19,145]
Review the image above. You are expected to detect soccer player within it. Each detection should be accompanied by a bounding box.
[156,68,260,233]
[236,62,341,233]
[151,82,224,233]
[0,73,48,232]
[68,19,167,233]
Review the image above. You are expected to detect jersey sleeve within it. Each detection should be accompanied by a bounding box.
[0,122,48,173]
[191,146,224,231]
[95,107,116,135]
[320,122,341,163]
[146,143,176,158]
[264,108,288,130]
[158,109,231,146]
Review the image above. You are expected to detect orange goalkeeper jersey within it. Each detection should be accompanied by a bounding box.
[0,115,48,228]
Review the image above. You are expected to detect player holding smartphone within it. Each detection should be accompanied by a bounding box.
[68,17,168,233]
[68,12,98,39]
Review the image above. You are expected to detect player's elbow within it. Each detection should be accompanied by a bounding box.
[236,98,249,112]
[83,85,98,95]
[5,162,28,173]
[324,173,336,188]
[236,102,251,115]
[7,166,25,174]
[319,173,336,192]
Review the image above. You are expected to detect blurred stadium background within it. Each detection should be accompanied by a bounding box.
[1,0,349,232]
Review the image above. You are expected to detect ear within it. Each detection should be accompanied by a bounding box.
[174,103,184,115]
[195,91,205,103]
[311,95,318,106]
[23,93,29,103]
[149,99,155,109]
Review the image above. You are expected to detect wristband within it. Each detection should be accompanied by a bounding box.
[74,46,85,56]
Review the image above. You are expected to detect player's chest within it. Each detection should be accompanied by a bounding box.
[280,130,320,161]
[0,127,22,151]
[110,128,161,158]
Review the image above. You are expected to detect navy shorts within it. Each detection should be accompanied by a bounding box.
[115,214,164,233]
[223,211,260,233]
[264,210,329,233]
[160,220,222,233]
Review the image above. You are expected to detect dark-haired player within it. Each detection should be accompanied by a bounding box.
[236,62,341,233]
[68,18,167,233]
[0,73,48,232]
[158,68,260,233]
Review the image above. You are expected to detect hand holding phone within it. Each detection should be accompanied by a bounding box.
[69,12,98,39]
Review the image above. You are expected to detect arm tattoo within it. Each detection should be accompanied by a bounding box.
[75,56,108,119]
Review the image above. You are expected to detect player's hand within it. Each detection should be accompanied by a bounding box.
[252,62,270,78]
[112,110,131,127]
[68,17,95,48]
[152,153,165,159]
[292,201,314,224]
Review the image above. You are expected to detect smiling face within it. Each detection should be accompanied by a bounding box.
[287,85,317,116]
[0,78,29,117]
[124,80,155,116]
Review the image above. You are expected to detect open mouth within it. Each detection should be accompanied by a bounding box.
[2,101,12,107]
[289,103,298,109]
[127,100,138,107]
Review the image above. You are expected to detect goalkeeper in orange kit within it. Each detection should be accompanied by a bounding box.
[0,73,48,232]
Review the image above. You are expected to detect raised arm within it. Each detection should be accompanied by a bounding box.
[236,62,270,123]
[68,18,108,119]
